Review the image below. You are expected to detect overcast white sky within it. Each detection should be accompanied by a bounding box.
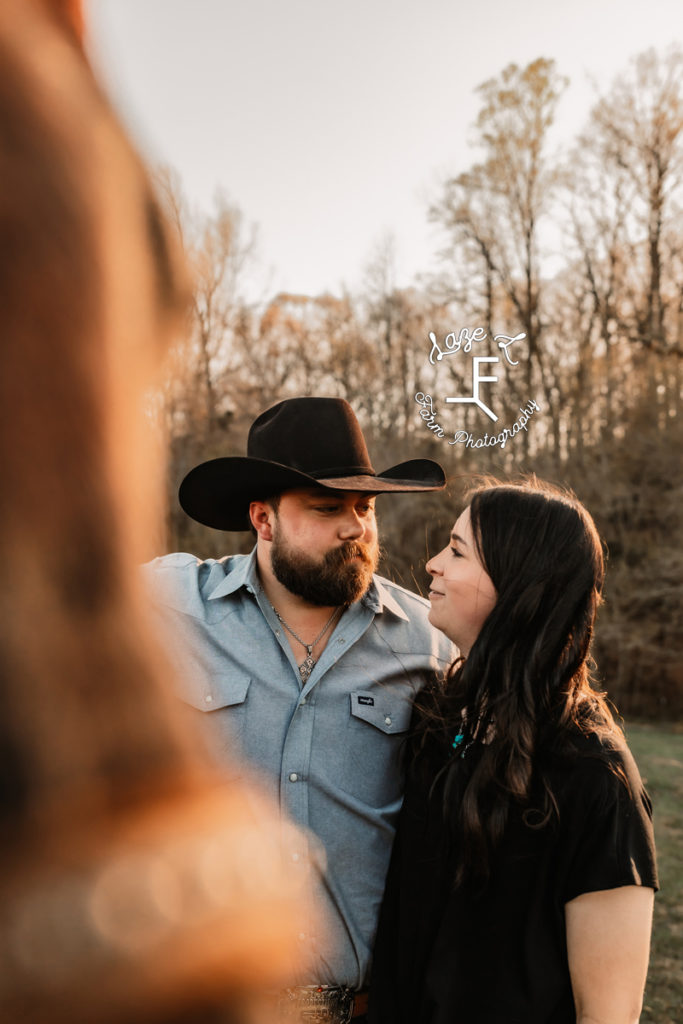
[88,0,683,298]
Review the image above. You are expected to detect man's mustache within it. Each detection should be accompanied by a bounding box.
[323,541,375,570]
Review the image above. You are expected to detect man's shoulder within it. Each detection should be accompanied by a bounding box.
[144,550,235,583]
[369,573,456,664]
[142,550,251,613]
[372,573,431,613]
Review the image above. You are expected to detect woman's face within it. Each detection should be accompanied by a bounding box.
[426,506,497,655]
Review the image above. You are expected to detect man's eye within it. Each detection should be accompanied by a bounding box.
[315,506,338,513]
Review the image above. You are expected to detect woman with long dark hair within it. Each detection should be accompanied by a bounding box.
[369,479,657,1024]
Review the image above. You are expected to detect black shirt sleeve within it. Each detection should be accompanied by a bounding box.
[561,742,658,903]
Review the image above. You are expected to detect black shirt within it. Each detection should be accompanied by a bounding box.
[369,731,658,1024]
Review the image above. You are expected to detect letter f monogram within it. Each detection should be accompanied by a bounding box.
[445,357,499,422]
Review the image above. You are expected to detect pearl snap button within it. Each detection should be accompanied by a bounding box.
[205,695,213,703]
[289,772,299,782]
[385,716,392,725]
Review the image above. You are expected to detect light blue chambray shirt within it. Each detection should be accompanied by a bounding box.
[143,548,454,989]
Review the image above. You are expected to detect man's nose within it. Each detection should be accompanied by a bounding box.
[338,509,365,539]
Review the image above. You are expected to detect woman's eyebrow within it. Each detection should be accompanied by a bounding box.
[451,532,468,546]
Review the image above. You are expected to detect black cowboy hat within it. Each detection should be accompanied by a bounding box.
[179,397,446,531]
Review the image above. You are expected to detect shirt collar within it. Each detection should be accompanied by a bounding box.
[206,547,259,600]
[206,547,410,621]
[362,576,410,621]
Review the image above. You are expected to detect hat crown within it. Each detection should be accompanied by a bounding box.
[247,397,375,479]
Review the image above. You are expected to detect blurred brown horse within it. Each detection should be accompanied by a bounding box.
[0,2,311,1021]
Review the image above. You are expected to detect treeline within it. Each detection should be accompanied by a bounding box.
[154,50,683,719]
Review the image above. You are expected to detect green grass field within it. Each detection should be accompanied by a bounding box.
[625,723,683,1023]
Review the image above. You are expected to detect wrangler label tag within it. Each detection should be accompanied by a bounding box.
[357,695,375,706]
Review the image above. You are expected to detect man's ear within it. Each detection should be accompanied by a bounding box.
[249,501,275,542]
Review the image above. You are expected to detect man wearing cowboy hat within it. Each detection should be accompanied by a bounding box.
[145,397,454,1023]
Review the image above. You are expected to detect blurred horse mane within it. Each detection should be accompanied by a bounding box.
[0,2,308,1020]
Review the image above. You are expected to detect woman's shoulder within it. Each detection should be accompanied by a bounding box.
[550,725,658,899]
[548,723,648,810]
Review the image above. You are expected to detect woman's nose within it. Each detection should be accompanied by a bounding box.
[427,547,447,576]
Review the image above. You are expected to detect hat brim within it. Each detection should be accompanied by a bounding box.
[179,456,446,531]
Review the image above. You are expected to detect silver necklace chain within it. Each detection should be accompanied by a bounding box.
[271,604,342,683]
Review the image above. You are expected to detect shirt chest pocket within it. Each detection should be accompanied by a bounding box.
[333,690,414,808]
[177,673,252,762]
[350,691,413,734]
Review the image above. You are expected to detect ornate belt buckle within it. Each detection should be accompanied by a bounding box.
[279,985,354,1023]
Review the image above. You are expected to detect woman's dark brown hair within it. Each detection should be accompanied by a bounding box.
[415,478,620,885]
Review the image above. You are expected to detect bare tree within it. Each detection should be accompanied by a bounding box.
[430,58,568,458]
[589,48,683,356]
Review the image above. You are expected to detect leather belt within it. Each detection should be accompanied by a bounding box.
[276,985,368,1022]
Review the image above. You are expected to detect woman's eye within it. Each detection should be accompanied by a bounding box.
[450,547,462,558]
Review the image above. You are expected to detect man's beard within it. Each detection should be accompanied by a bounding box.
[270,532,379,607]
